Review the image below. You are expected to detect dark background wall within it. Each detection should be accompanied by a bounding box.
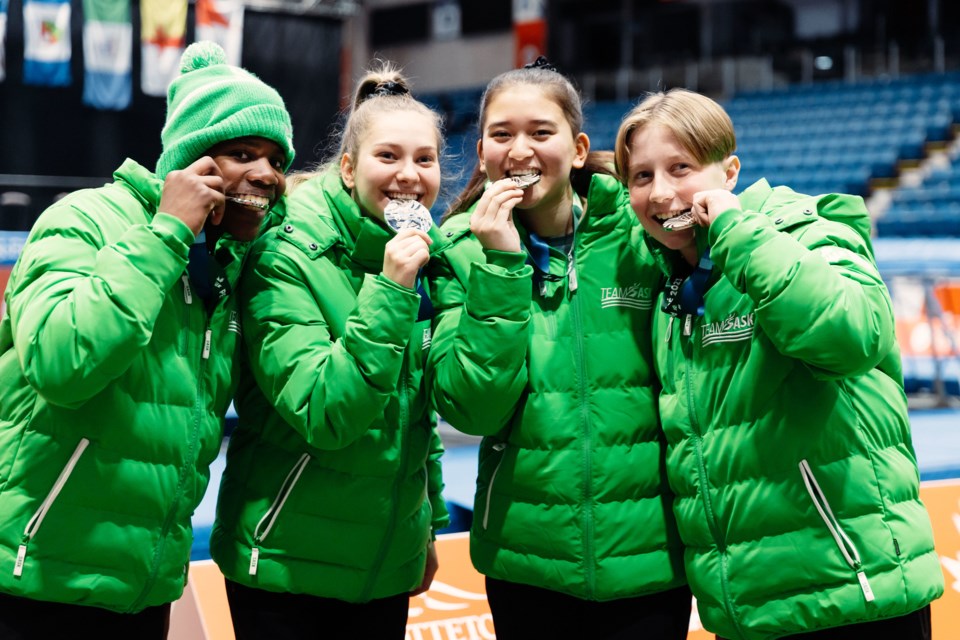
[0,1,343,179]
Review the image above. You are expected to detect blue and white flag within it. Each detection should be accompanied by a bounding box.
[82,0,132,110]
[24,0,72,86]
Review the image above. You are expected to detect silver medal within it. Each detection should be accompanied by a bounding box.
[662,209,696,231]
[383,199,433,233]
[509,174,541,189]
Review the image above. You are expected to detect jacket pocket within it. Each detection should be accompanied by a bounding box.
[15,438,90,577]
[248,453,310,576]
[482,443,507,530]
[799,459,875,602]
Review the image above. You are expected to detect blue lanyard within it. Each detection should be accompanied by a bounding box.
[663,248,713,317]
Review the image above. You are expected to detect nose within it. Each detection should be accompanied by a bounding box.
[396,157,418,183]
[649,172,673,204]
[507,134,534,161]
[248,156,280,185]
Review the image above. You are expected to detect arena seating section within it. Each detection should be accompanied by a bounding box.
[420,71,960,401]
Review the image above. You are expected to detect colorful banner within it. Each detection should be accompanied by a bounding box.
[512,0,546,68]
[0,0,8,82]
[82,0,132,110]
[23,0,71,87]
[170,480,960,638]
[195,0,244,67]
[140,0,186,97]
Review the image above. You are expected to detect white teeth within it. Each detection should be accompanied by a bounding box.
[388,193,419,201]
[228,195,270,210]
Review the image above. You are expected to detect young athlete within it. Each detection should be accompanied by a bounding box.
[615,87,943,640]
[210,64,449,639]
[428,58,690,639]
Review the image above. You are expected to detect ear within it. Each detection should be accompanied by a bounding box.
[572,132,590,169]
[340,153,356,190]
[723,154,740,191]
[476,139,485,173]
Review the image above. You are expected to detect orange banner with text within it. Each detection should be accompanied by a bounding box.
[172,480,960,639]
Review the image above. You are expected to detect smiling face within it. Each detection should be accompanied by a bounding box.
[340,109,441,221]
[626,124,738,255]
[478,84,588,223]
[206,136,287,241]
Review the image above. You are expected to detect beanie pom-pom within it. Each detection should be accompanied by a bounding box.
[180,41,228,74]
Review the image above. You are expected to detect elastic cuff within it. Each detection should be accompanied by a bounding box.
[151,212,195,258]
[483,248,528,272]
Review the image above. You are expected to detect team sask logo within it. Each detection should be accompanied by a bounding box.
[701,311,755,347]
[600,283,653,310]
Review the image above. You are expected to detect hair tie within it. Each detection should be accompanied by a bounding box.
[523,56,557,73]
[371,81,409,99]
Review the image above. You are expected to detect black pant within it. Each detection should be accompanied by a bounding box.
[0,592,170,639]
[485,576,692,640]
[225,579,410,639]
[717,604,932,640]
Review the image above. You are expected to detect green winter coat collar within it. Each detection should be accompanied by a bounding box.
[290,169,447,271]
[114,158,163,213]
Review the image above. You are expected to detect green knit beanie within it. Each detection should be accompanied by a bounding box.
[155,41,295,178]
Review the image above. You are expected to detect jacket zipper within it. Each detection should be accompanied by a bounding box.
[681,321,747,639]
[482,443,507,529]
[15,438,90,577]
[799,459,875,602]
[130,306,210,611]
[249,453,311,575]
[570,277,596,596]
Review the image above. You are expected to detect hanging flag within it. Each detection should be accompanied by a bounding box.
[0,0,8,82]
[23,0,72,86]
[82,0,132,110]
[512,0,546,68]
[196,0,244,67]
[140,0,186,97]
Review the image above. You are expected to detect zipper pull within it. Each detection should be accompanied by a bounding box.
[14,544,26,577]
[202,329,212,360]
[666,316,674,342]
[683,314,693,336]
[249,547,260,575]
[538,280,547,297]
[857,571,875,602]
[182,275,192,304]
[568,267,578,292]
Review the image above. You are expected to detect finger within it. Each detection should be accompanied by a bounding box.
[208,192,227,226]
[187,155,224,178]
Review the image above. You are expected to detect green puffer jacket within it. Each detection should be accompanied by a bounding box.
[650,179,943,639]
[210,170,449,602]
[0,159,247,612]
[429,173,685,601]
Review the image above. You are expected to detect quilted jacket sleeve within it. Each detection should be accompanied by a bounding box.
[9,200,192,408]
[427,233,534,436]
[241,240,421,450]
[709,194,894,378]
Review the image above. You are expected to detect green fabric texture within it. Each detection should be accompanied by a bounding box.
[155,41,294,178]
[210,169,450,603]
[429,173,686,601]
[650,179,944,639]
[0,159,248,612]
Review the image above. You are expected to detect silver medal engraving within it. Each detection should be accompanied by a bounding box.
[384,199,433,233]
[509,174,541,189]
[662,209,696,231]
